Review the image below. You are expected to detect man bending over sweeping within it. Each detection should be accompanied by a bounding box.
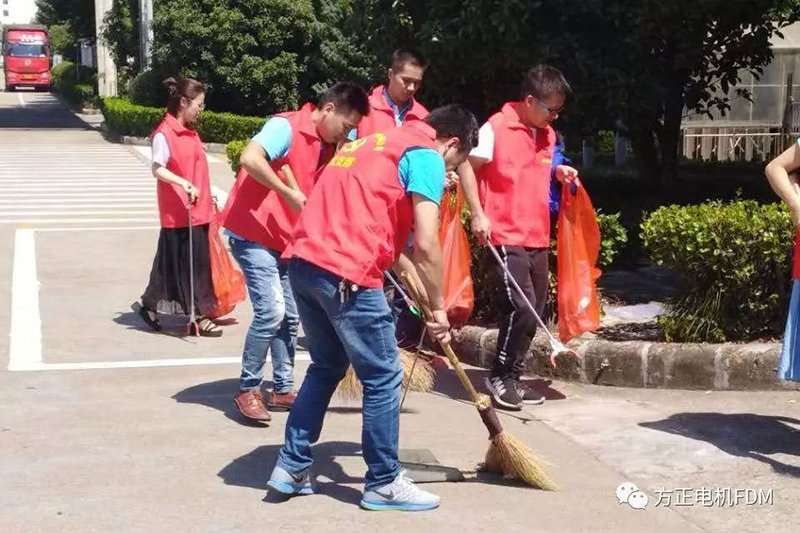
[267,105,479,511]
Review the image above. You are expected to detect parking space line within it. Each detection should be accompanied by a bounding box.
[8,229,41,371]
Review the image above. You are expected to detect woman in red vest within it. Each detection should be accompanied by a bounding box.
[131,77,221,337]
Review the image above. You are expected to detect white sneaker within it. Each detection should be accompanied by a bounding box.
[267,464,315,496]
[360,470,440,511]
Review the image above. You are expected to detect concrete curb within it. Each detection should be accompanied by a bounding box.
[451,325,800,391]
[121,136,228,155]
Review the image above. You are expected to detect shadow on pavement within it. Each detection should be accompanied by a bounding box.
[641,412,800,477]
[432,363,567,403]
[219,441,532,508]
[0,92,91,129]
[173,378,274,428]
[219,442,364,507]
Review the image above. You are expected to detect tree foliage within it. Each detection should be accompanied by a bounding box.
[100,0,139,72]
[35,0,95,40]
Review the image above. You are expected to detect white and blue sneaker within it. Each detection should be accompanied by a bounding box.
[267,464,315,496]
[360,470,440,511]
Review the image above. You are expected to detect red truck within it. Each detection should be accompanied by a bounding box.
[2,25,52,91]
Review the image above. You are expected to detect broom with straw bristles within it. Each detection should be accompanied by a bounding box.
[400,272,556,491]
[336,347,436,401]
[335,271,436,400]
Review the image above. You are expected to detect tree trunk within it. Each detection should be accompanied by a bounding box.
[658,84,685,184]
[628,119,662,185]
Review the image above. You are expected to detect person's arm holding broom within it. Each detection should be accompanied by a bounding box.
[409,193,451,345]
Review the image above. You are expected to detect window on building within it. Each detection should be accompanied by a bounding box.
[2,10,9,16]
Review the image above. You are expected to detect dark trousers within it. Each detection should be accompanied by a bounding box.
[491,245,549,379]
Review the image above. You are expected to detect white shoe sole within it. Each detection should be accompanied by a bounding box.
[521,397,546,406]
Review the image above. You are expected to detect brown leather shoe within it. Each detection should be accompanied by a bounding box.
[234,390,272,422]
[268,390,296,411]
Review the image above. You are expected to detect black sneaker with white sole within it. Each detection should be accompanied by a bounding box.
[515,381,546,405]
[485,376,523,410]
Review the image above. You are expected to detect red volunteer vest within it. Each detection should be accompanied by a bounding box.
[357,85,429,137]
[477,102,556,247]
[151,113,213,228]
[219,103,331,252]
[285,121,440,288]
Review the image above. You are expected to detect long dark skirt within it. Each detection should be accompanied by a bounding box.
[141,224,217,316]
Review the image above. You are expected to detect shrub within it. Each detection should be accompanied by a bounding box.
[226,140,248,173]
[51,61,99,109]
[195,113,265,147]
[596,130,615,154]
[100,97,164,137]
[100,97,266,143]
[641,200,793,342]
[129,70,165,107]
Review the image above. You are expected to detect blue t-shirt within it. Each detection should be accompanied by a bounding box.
[398,148,445,205]
[251,117,292,160]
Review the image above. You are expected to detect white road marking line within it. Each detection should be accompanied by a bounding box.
[0,218,158,224]
[33,226,160,232]
[0,198,154,204]
[8,353,310,372]
[130,145,225,165]
[0,187,155,193]
[1,192,155,198]
[0,181,153,186]
[17,93,26,107]
[8,229,41,371]
[1,204,155,210]
[0,210,158,217]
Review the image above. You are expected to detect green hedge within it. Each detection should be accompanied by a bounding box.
[195,112,266,146]
[51,61,98,109]
[227,140,248,173]
[642,200,793,342]
[100,97,266,144]
[100,97,165,137]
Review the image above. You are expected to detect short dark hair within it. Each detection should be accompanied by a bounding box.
[424,105,479,154]
[520,65,571,100]
[163,77,205,117]
[390,47,429,72]
[319,82,370,117]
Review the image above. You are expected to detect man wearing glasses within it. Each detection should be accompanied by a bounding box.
[459,65,578,410]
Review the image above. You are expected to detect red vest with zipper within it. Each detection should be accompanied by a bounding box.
[477,102,556,248]
[284,121,441,288]
[219,103,331,252]
[357,85,429,137]
[151,113,213,228]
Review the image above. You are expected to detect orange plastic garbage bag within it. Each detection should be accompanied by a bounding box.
[439,186,474,327]
[557,182,601,342]
[206,207,246,319]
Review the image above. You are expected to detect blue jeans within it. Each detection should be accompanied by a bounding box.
[229,238,298,393]
[277,258,402,491]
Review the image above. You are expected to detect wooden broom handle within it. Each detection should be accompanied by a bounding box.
[281,164,300,191]
[399,272,483,404]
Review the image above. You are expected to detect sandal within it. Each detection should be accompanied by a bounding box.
[131,302,161,332]
[196,316,223,337]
